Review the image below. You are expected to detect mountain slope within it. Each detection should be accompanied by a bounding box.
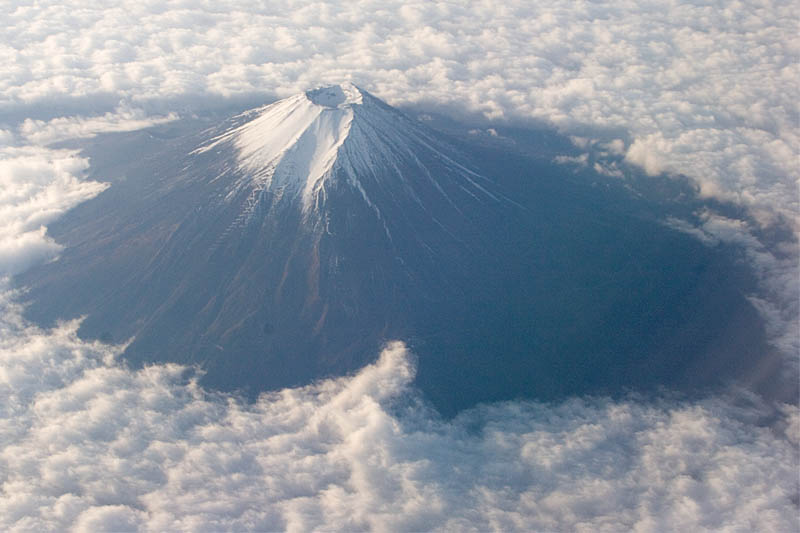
[17,84,775,414]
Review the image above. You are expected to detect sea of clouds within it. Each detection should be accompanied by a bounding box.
[1,1,798,530]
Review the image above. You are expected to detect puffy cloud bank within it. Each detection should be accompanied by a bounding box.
[1,304,798,532]
[0,146,106,277]
[2,0,797,228]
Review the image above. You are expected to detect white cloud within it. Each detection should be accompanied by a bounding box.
[700,214,799,359]
[0,147,106,277]
[18,105,178,146]
[554,153,589,167]
[0,0,796,230]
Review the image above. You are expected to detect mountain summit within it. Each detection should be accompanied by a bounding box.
[17,85,773,414]
[192,83,498,230]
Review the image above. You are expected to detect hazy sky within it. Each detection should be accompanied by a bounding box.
[0,1,798,531]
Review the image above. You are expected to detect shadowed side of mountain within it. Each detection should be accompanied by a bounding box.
[16,85,781,415]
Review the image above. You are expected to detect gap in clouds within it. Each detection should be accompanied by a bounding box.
[0,96,796,533]
[7,104,796,410]
[14,111,792,415]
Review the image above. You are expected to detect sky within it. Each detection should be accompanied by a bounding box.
[0,1,798,531]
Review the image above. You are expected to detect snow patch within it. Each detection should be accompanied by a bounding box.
[197,85,361,212]
[196,83,498,220]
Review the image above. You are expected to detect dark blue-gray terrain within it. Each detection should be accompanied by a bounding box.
[17,84,779,415]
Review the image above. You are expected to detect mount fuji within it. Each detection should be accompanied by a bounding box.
[194,82,500,222]
[17,84,775,413]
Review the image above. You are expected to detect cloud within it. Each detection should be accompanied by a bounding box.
[0,305,797,532]
[18,105,178,146]
[0,0,796,231]
[0,146,106,277]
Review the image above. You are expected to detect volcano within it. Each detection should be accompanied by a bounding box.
[18,84,774,413]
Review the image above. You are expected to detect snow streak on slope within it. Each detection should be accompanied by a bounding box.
[195,85,355,214]
[195,83,497,221]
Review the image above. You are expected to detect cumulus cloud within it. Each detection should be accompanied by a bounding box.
[0,300,797,532]
[0,0,796,230]
[0,146,106,277]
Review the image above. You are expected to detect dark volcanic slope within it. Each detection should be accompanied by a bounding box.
[18,84,775,414]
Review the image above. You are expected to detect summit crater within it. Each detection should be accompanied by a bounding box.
[193,83,499,222]
[305,83,364,107]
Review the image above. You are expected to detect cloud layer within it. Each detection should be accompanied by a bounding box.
[2,0,797,228]
[1,304,797,532]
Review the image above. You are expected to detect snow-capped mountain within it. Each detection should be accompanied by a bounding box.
[17,85,775,414]
[194,82,498,225]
